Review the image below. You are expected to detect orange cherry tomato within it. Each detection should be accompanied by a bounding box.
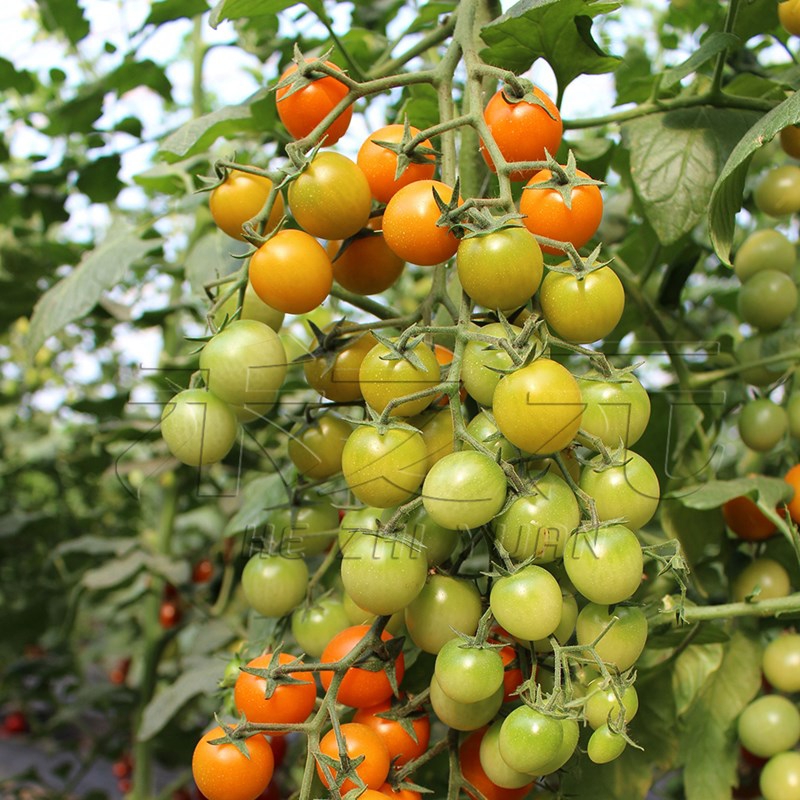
[722,495,777,541]
[209,170,284,241]
[785,464,800,524]
[353,697,431,765]
[317,722,391,792]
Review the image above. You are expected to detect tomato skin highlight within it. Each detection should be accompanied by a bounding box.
[275,60,352,144]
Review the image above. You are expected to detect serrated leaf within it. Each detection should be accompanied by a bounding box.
[622,107,760,246]
[138,659,224,740]
[480,0,621,93]
[672,643,724,717]
[680,632,761,800]
[27,228,162,357]
[661,32,739,90]
[709,91,800,264]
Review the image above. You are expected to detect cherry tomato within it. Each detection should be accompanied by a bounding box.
[161,388,238,467]
[490,565,563,641]
[353,697,431,766]
[234,652,316,729]
[275,60,352,144]
[304,328,377,403]
[456,226,543,311]
[192,726,274,800]
[213,281,285,333]
[787,464,800,523]
[584,678,639,730]
[269,499,338,557]
[587,724,627,764]
[320,625,405,708]
[493,359,583,454]
[287,413,352,480]
[578,372,651,448]
[411,407,455,471]
[430,674,503,731]
[480,86,563,182]
[378,784,421,800]
[734,229,796,282]
[738,695,800,758]
[722,495,777,541]
[3,711,28,735]
[539,266,624,344]
[498,705,563,774]
[762,633,800,693]
[459,729,533,800]
[159,599,182,629]
[732,557,791,602]
[287,152,372,240]
[328,225,405,296]
[754,165,800,217]
[519,168,603,255]
[478,719,536,789]
[461,322,522,407]
[435,639,505,704]
[317,722,391,792]
[241,553,309,618]
[564,524,644,605]
[341,425,428,508]
[761,751,800,800]
[737,270,798,331]
[249,230,332,315]
[192,559,214,584]
[291,596,350,657]
[209,170,284,241]
[575,602,648,671]
[382,180,462,266]
[357,124,436,203]
[780,0,800,35]
[465,410,519,461]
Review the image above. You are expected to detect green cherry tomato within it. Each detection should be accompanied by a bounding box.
[465,410,520,461]
[490,565,563,641]
[577,373,651,448]
[161,388,238,466]
[340,533,428,616]
[429,674,503,731]
[461,323,522,407]
[738,695,800,758]
[530,717,580,775]
[737,336,786,386]
[579,451,660,531]
[539,266,625,344]
[456,226,544,311]
[498,706,563,774]
[241,552,309,618]
[341,591,405,634]
[288,413,353,480]
[789,394,800,439]
[492,472,580,562]
[734,229,796,282]
[763,633,800,692]
[575,603,648,671]
[761,752,800,800]
[422,451,507,530]
[732,557,792,602]
[291,596,351,657]
[738,399,788,452]
[342,426,428,508]
[270,499,338,557]
[404,575,482,654]
[563,525,644,605]
[399,505,458,566]
[737,269,798,331]
[584,678,639,730]
[478,720,537,790]
[493,359,583,455]
[338,506,386,552]
[199,320,288,421]
[533,592,578,652]
[587,724,627,764]
[754,165,800,217]
[434,639,505,705]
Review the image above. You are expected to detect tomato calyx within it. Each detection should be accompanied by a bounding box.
[456,207,527,239]
[523,151,605,211]
[238,649,311,699]
[206,716,259,759]
[275,46,353,99]
[368,118,441,179]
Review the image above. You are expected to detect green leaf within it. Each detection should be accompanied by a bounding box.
[679,476,793,511]
[27,227,163,357]
[733,0,779,42]
[35,0,90,45]
[82,550,148,591]
[209,0,322,28]
[633,668,680,768]
[709,92,800,264]
[680,631,761,800]
[560,745,653,799]
[0,57,36,94]
[659,499,724,573]
[406,2,457,34]
[480,0,621,93]
[75,155,125,204]
[138,659,224,740]
[224,473,288,537]
[145,0,210,26]
[660,32,740,90]
[672,643,724,717]
[622,106,761,245]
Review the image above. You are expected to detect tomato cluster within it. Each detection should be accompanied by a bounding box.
[165,54,677,800]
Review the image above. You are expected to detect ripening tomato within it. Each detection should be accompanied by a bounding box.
[357,124,436,203]
[480,86,563,182]
[287,413,352,480]
[786,464,800,523]
[461,322,523,407]
[234,652,316,730]
[539,266,624,344]
[287,152,372,240]
[493,359,583,455]
[249,230,332,314]
[781,124,800,158]
[780,0,800,35]
[353,697,431,765]
[519,168,603,255]
[320,625,405,708]
[209,170,284,241]
[456,226,543,311]
[317,723,391,792]
[304,328,378,403]
[378,784,421,800]
[275,60,352,144]
[192,727,274,800]
[328,225,405,296]
[382,180,462,266]
[722,495,777,541]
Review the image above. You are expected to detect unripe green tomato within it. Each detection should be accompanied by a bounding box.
[578,373,651,448]
[461,322,521,407]
[737,337,785,386]
[465,410,520,461]
[214,281,285,331]
[732,557,792,603]
[737,694,800,758]
[737,269,798,331]
[287,414,352,480]
[761,751,800,800]
[498,706,563,774]
[400,505,458,566]
[341,591,405,634]
[533,593,578,652]
[763,633,800,692]
[529,717,580,775]
[478,720,534,789]
[241,552,308,617]
[291,597,351,657]
[270,499,338,557]
[754,165,800,217]
[161,388,238,466]
[434,639,505,705]
[429,674,503,731]
[338,506,385,553]
[584,678,639,730]
[738,398,788,452]
[788,394,800,438]
[734,229,796,283]
[575,603,648,671]
[492,472,580,563]
[587,724,627,764]
[490,565,563,641]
